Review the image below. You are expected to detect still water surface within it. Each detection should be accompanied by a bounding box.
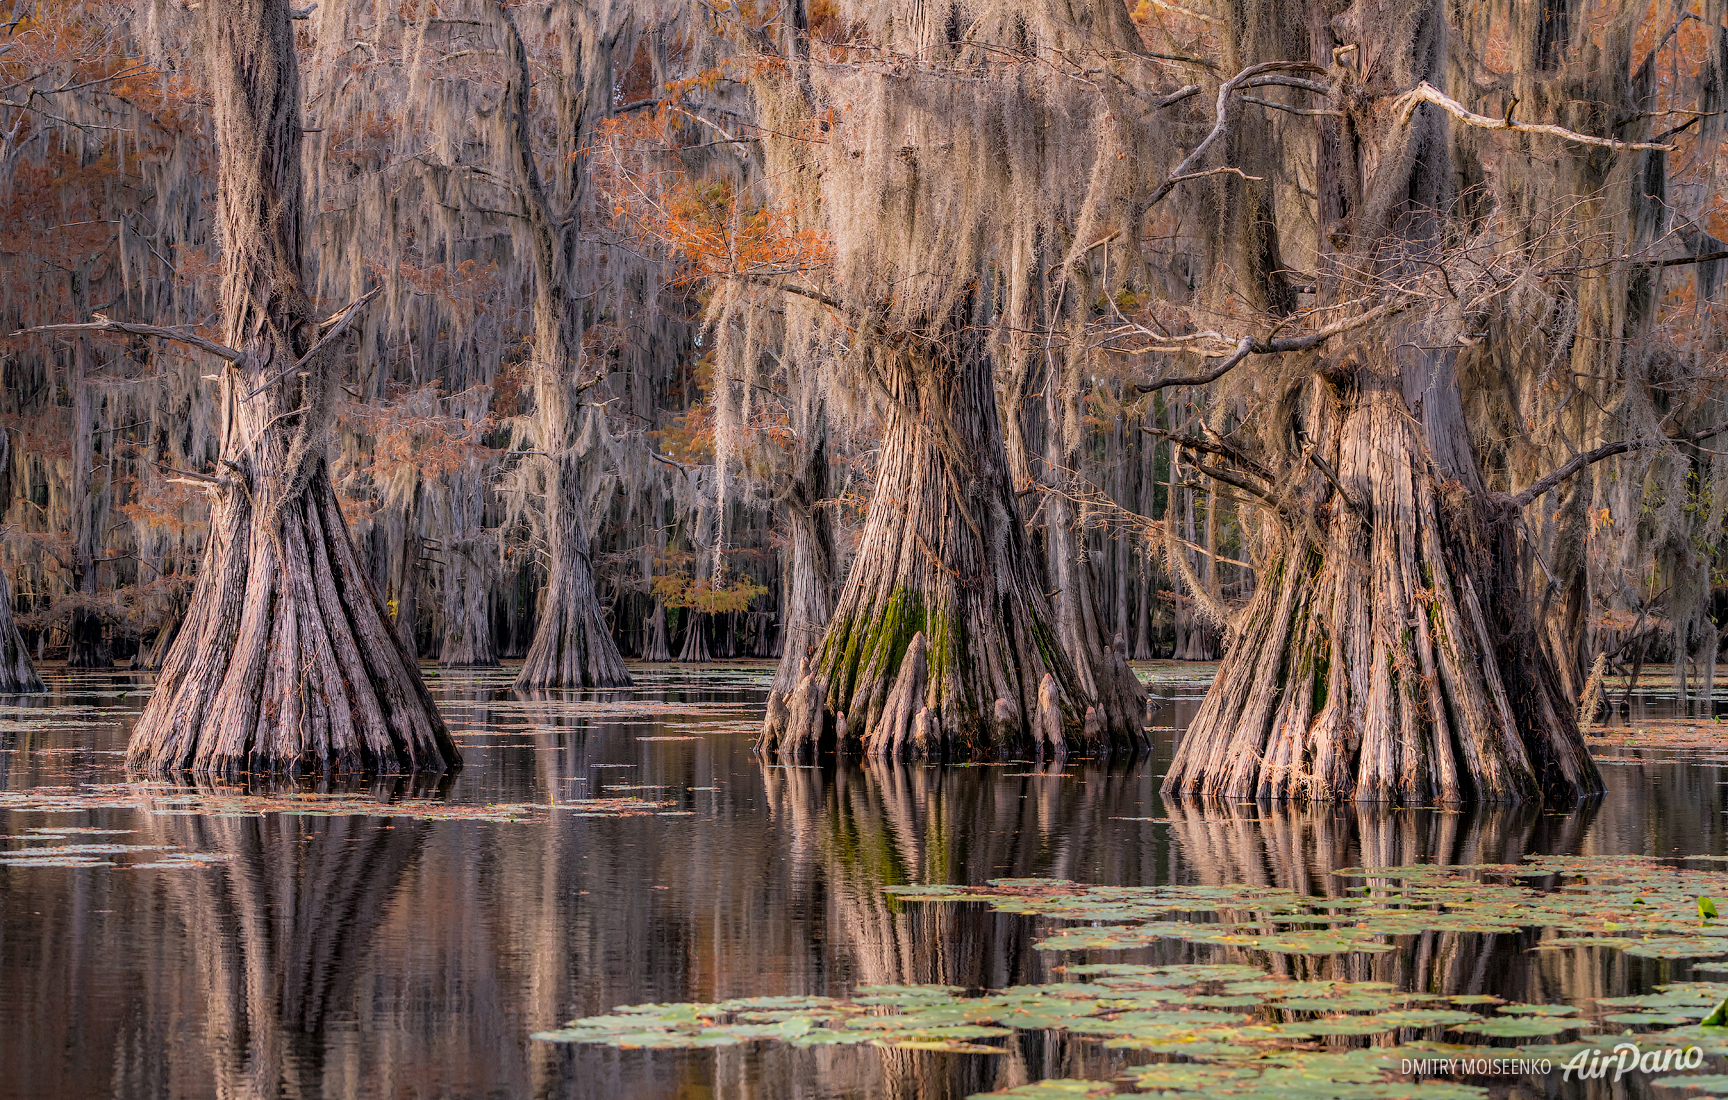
[0,663,1723,1099]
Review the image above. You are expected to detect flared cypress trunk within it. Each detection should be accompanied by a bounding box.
[515,442,629,687]
[126,0,458,777]
[641,600,671,661]
[1162,0,1601,803]
[1163,375,1601,803]
[761,322,1098,762]
[676,609,712,662]
[492,0,631,691]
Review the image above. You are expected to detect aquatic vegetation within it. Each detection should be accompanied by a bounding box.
[534,856,1728,1089]
[1654,1074,1728,1093]
[1586,720,1728,762]
[0,826,227,870]
[882,857,1728,959]
[970,1082,1114,1098]
[534,960,1577,1100]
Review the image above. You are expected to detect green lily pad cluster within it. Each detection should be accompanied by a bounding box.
[532,962,1582,1066]
[1105,1047,1492,1100]
[884,857,1728,959]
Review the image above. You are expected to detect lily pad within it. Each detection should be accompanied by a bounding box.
[1652,1075,1728,1093]
[1497,1004,1579,1016]
[1450,1017,1579,1038]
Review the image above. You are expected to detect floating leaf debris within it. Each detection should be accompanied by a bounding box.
[0,784,676,823]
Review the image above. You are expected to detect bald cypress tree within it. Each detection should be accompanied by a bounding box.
[1160,0,1721,802]
[112,0,460,775]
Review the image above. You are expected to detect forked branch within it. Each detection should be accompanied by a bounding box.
[1140,424,1274,482]
[1134,297,1415,393]
[1143,60,1329,211]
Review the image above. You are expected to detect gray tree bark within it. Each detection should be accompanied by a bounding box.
[126,0,458,776]
[770,414,834,696]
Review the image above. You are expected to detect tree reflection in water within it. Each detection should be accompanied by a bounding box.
[0,669,1707,1100]
[143,778,435,1100]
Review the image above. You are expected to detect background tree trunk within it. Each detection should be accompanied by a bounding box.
[493,0,631,691]
[437,460,497,667]
[0,567,40,693]
[126,0,458,777]
[0,429,43,692]
[66,297,108,668]
[770,415,835,696]
[1041,420,1149,749]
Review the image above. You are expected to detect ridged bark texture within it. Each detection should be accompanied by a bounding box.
[1163,380,1602,804]
[771,425,834,696]
[761,327,1097,763]
[126,0,458,777]
[0,568,42,693]
[436,463,496,667]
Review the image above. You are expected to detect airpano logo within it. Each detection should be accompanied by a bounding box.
[1560,1042,1706,1082]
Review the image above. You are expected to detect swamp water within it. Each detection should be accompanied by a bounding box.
[2,663,1728,1099]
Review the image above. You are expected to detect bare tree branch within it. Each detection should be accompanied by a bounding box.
[1141,424,1274,482]
[1143,60,1329,211]
[8,316,245,363]
[244,286,382,400]
[1510,420,1728,507]
[1394,81,1674,152]
[1133,297,1415,393]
